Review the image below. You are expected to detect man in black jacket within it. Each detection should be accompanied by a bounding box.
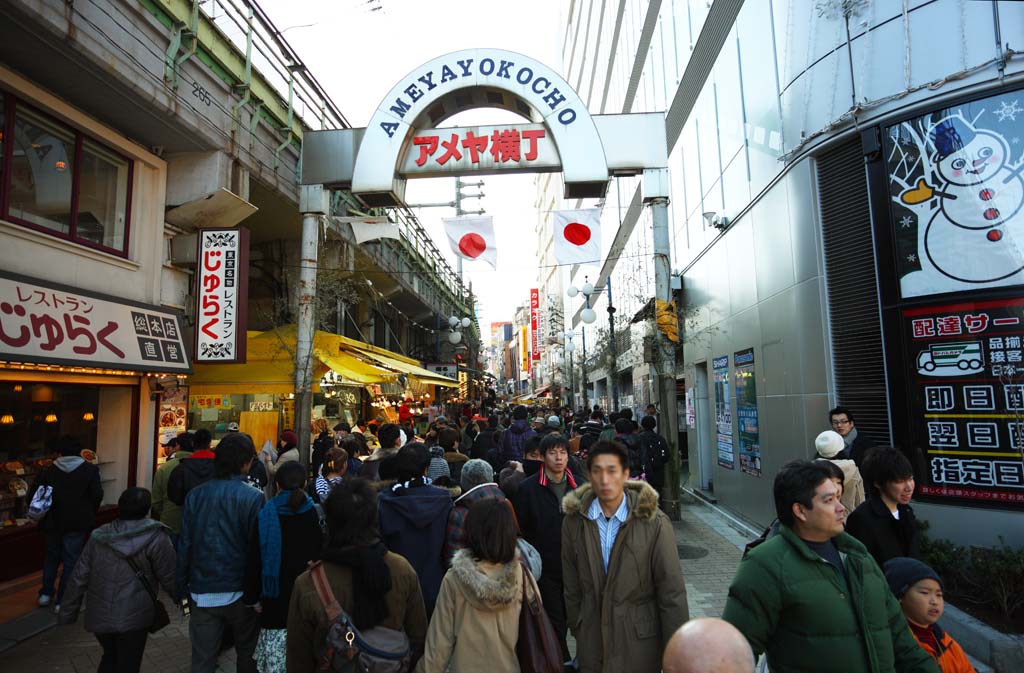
[512,433,579,663]
[168,428,216,506]
[828,406,876,467]
[34,435,102,609]
[637,415,670,489]
[845,447,920,568]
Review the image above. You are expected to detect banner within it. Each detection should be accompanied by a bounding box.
[713,356,734,469]
[734,348,760,476]
[331,216,400,244]
[196,228,249,363]
[0,271,189,372]
[530,289,541,361]
[520,325,529,376]
[552,209,601,266]
[443,215,497,269]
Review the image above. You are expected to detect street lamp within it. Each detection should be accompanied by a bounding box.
[567,277,598,410]
[448,315,472,344]
[563,330,576,410]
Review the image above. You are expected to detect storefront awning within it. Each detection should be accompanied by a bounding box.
[332,334,460,388]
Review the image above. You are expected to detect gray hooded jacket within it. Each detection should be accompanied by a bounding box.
[59,518,176,634]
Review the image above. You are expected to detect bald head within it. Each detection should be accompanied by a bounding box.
[663,618,755,673]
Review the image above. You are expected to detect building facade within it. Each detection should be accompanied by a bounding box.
[550,0,1024,547]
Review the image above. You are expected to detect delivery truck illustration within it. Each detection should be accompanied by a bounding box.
[916,341,983,376]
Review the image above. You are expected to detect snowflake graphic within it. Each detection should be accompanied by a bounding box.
[907,253,918,263]
[995,100,1022,123]
[900,215,914,228]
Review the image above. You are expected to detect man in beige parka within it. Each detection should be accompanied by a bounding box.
[562,440,689,673]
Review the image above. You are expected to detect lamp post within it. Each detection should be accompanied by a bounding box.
[564,330,576,409]
[567,277,597,411]
[605,278,619,411]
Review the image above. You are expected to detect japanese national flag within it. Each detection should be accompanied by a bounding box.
[552,209,602,266]
[443,216,497,269]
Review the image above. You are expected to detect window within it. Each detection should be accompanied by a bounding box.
[0,93,132,255]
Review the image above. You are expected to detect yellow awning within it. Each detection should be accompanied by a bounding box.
[334,335,460,388]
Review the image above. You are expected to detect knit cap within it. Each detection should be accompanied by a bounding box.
[460,459,495,491]
[815,430,845,459]
[883,557,943,598]
[547,415,562,429]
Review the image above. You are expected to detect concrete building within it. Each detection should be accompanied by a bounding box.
[549,0,1024,547]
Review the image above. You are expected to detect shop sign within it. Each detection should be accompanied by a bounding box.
[401,124,557,177]
[195,229,249,363]
[426,363,458,378]
[885,88,1024,299]
[903,297,1024,505]
[249,401,274,411]
[713,355,734,469]
[530,289,541,361]
[734,348,760,477]
[0,271,189,372]
[520,325,530,374]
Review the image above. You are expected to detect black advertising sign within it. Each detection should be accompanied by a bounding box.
[884,88,1024,300]
[903,297,1024,506]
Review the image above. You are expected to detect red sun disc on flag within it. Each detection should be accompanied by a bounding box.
[563,222,591,245]
[458,233,487,258]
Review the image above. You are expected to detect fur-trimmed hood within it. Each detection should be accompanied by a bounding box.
[562,480,660,521]
[449,548,522,611]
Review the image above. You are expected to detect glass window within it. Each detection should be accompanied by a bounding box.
[77,139,129,250]
[8,107,75,235]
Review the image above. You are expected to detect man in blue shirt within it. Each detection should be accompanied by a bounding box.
[562,440,688,673]
[177,433,264,673]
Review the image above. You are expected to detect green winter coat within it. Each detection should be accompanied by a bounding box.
[722,525,939,673]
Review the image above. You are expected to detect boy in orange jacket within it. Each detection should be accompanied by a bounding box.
[884,557,976,673]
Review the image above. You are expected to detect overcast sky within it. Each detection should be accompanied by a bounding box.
[260,0,564,332]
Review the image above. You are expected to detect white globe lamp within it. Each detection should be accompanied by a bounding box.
[448,331,462,344]
[567,286,579,298]
[461,317,471,328]
[565,341,575,353]
[581,282,594,296]
[580,307,597,324]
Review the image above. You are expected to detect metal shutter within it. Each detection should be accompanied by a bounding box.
[818,138,892,444]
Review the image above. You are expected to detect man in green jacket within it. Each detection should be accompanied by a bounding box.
[150,433,192,546]
[722,460,938,673]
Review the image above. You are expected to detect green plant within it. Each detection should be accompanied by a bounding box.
[920,535,968,592]
[968,539,1024,621]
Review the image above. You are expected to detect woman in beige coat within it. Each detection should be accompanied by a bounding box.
[416,498,534,673]
[815,430,866,514]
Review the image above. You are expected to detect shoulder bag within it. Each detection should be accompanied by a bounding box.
[515,562,563,673]
[126,554,170,633]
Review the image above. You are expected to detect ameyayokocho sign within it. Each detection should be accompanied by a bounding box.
[195,229,249,363]
[0,272,190,372]
[401,123,559,177]
[903,297,1024,507]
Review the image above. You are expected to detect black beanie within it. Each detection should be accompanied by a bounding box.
[883,557,942,598]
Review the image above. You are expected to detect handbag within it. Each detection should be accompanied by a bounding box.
[126,555,170,633]
[515,562,563,673]
[308,561,411,673]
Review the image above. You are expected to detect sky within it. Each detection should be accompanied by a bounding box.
[259,0,565,331]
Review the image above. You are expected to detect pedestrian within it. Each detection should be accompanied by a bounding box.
[152,432,193,548]
[168,428,216,507]
[309,419,334,478]
[471,416,500,460]
[440,427,469,483]
[545,414,563,434]
[177,433,264,673]
[313,447,349,502]
[662,618,755,673]
[427,443,452,481]
[499,405,536,463]
[722,460,937,673]
[415,499,534,673]
[637,415,669,490]
[58,488,175,673]
[252,462,322,673]
[815,459,850,524]
[32,434,103,610]
[562,440,689,673]
[377,443,453,615]
[285,479,427,672]
[444,459,505,562]
[614,417,643,477]
[828,406,876,466]
[845,447,921,567]
[814,430,865,514]
[512,432,579,663]
[267,430,300,479]
[884,557,976,673]
[359,422,403,480]
[338,438,365,474]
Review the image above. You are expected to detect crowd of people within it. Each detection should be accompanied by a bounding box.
[27,401,973,673]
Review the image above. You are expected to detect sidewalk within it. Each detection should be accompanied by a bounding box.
[0,497,751,672]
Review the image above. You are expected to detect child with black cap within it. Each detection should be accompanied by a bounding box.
[884,557,976,673]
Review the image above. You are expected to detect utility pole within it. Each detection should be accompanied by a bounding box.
[455,179,485,280]
[296,185,328,469]
[606,278,619,411]
[580,326,589,411]
[645,168,681,520]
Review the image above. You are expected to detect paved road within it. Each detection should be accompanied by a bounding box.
[2,496,750,672]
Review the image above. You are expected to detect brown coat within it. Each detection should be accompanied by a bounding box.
[285,551,428,673]
[416,548,533,673]
[561,481,688,673]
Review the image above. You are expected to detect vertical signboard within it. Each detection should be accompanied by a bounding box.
[734,348,760,476]
[520,325,530,376]
[903,298,1024,505]
[530,288,541,361]
[195,228,249,363]
[713,356,734,469]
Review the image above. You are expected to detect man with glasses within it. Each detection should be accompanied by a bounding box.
[828,406,875,467]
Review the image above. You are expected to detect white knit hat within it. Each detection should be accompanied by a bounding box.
[815,430,845,459]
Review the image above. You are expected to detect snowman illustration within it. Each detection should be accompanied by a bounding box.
[897,115,1024,297]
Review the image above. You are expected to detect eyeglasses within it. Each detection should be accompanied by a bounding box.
[831,419,852,426]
